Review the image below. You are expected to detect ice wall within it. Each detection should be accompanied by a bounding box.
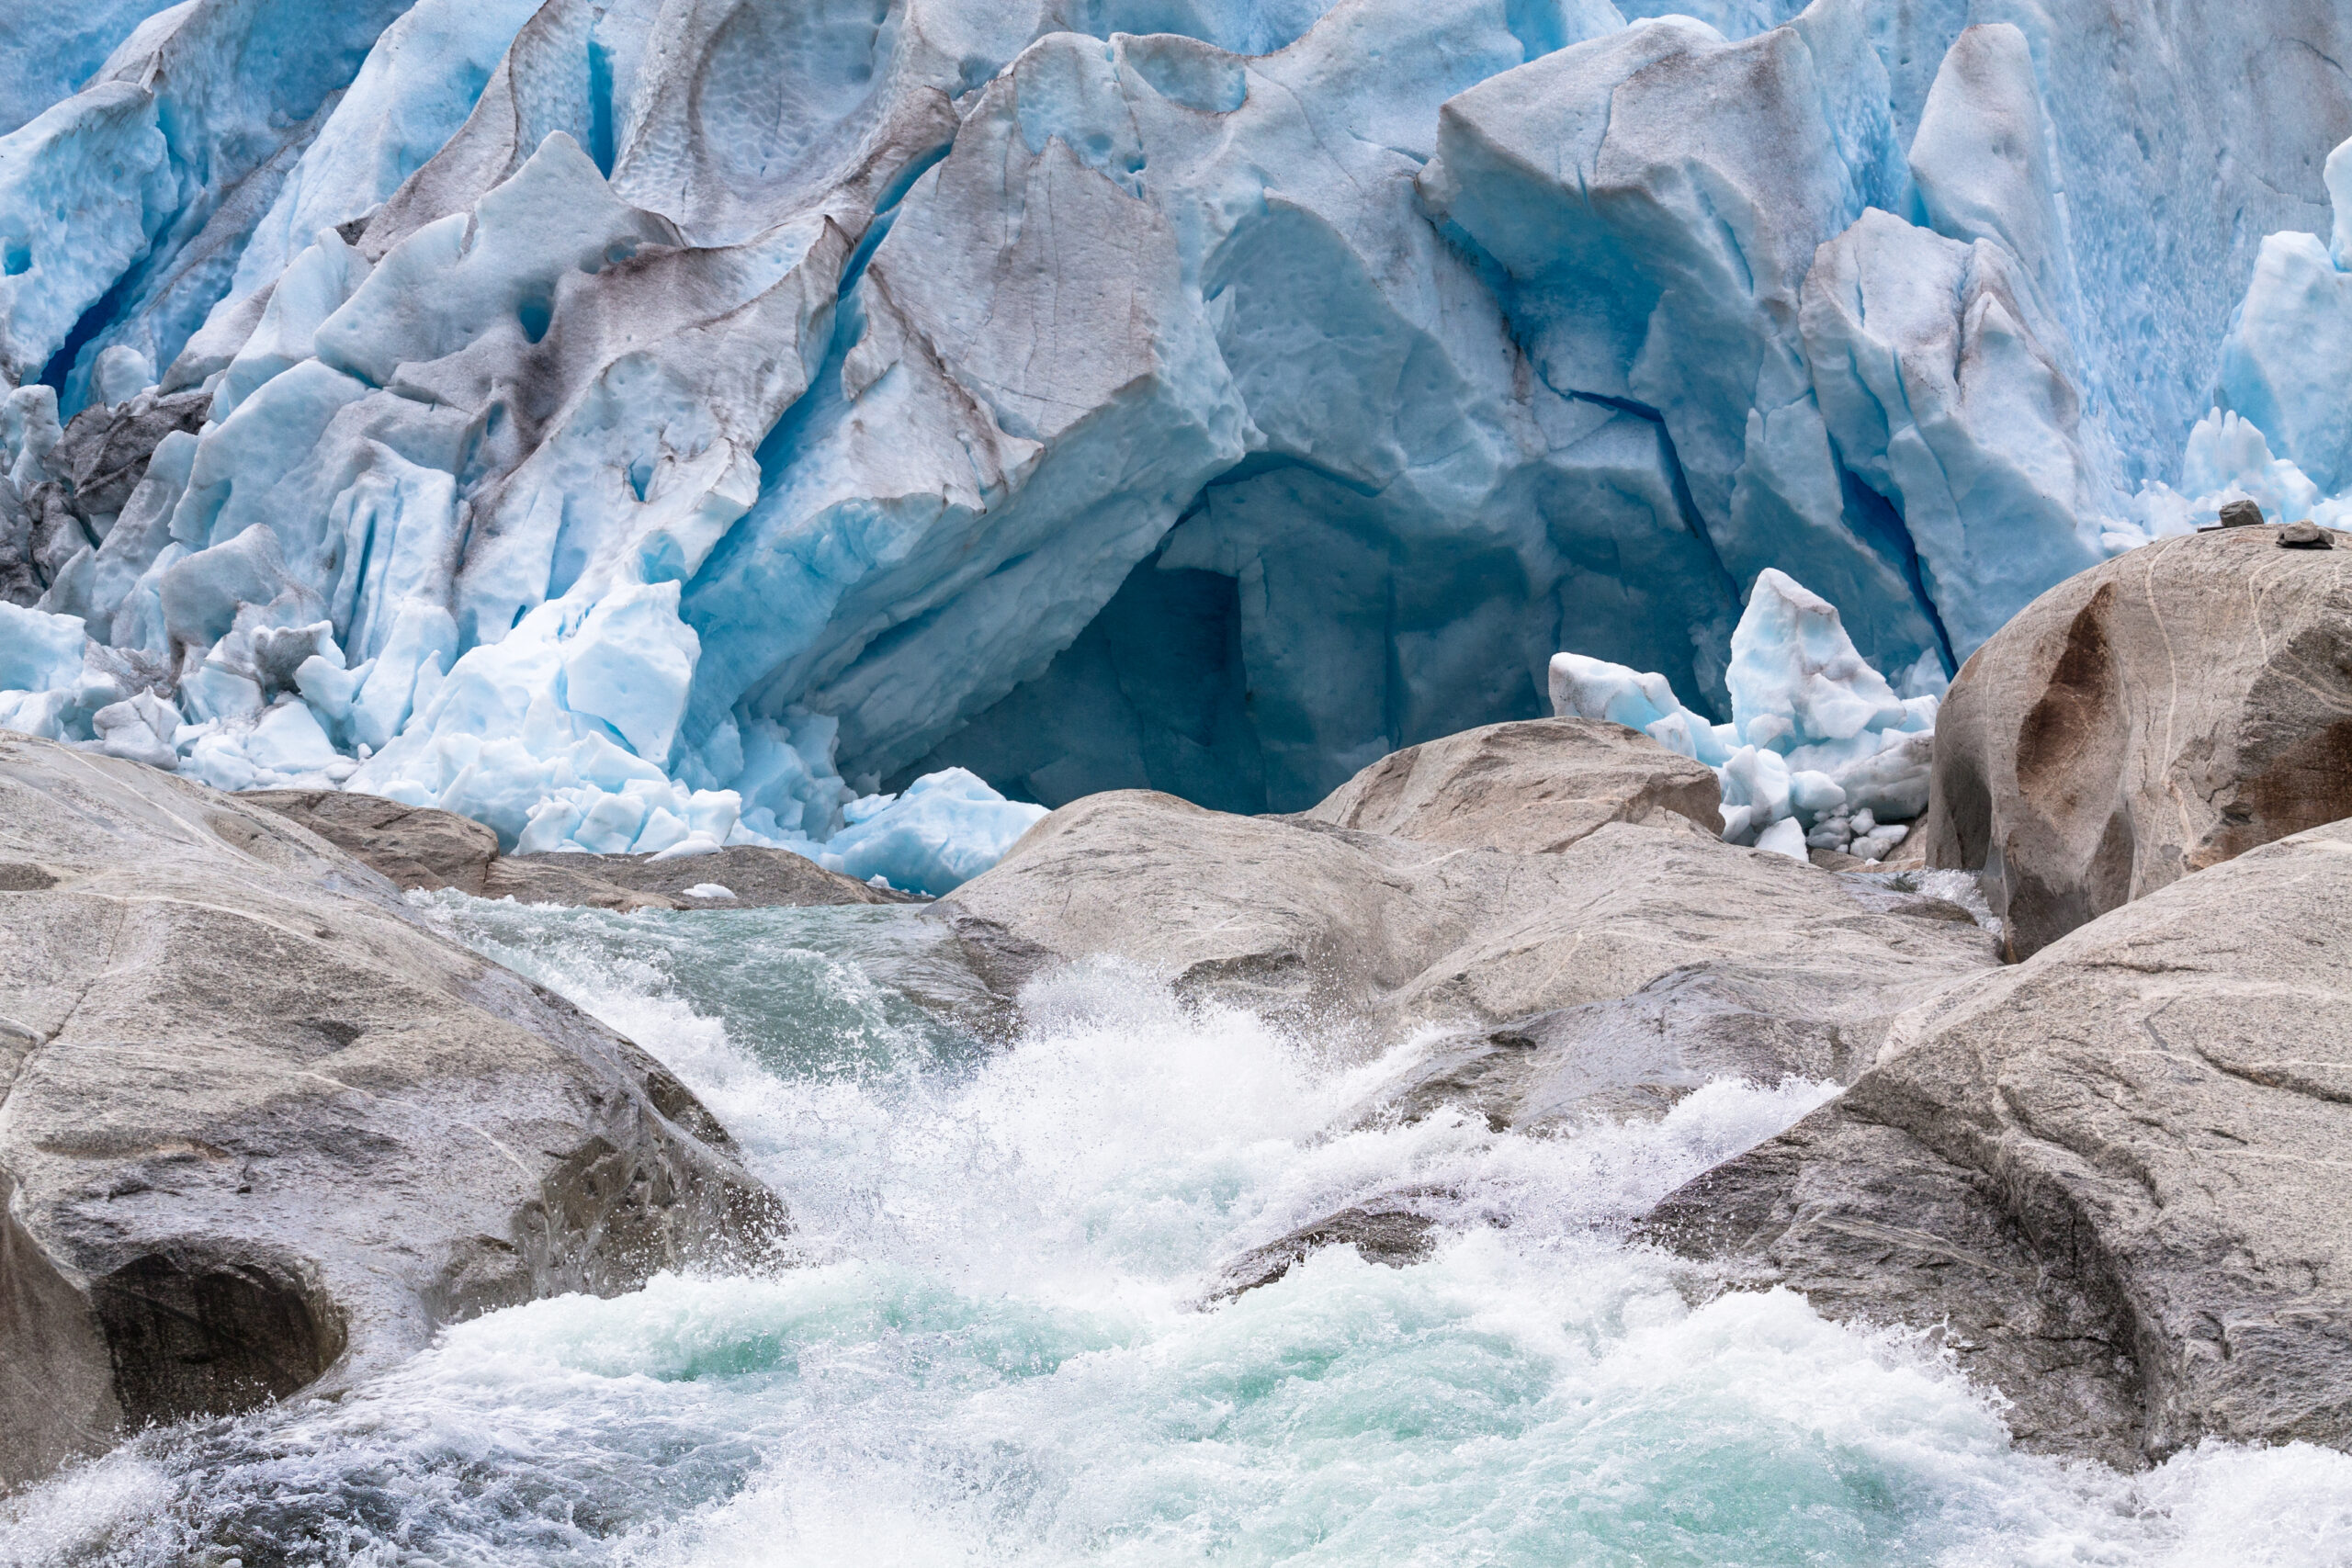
[2111,136,2352,537]
[0,0,2347,884]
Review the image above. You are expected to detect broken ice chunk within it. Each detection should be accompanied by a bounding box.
[1755,818,1809,862]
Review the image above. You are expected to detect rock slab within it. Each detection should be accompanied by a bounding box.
[1299,717,1723,853]
[489,846,910,910]
[1920,526,2352,956]
[244,790,906,910]
[242,789,501,895]
[0,738,782,1488]
[1647,818,2352,1466]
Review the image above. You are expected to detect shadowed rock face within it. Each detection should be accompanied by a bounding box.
[44,388,211,526]
[1298,716,1723,853]
[1645,818,2352,1469]
[1921,525,2352,957]
[1,386,217,609]
[0,736,783,1489]
[243,788,909,909]
[243,787,502,893]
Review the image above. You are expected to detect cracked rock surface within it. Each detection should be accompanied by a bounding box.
[1645,818,2352,1468]
[0,734,783,1488]
[1922,525,2352,957]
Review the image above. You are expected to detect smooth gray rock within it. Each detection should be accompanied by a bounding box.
[0,736,782,1489]
[937,791,1476,1033]
[1298,716,1722,853]
[2280,520,2335,549]
[935,790,1996,1103]
[1645,818,2352,1467]
[1365,874,1992,1133]
[1921,526,2352,957]
[1374,964,1897,1132]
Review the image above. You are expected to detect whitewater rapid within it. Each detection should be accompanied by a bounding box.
[6,899,2349,1566]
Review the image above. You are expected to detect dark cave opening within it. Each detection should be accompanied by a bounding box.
[890,549,1272,815]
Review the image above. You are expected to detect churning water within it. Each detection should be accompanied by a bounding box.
[6,898,2351,1567]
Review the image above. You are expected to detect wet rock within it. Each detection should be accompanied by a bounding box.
[490,846,911,910]
[0,736,783,1488]
[1645,818,2352,1467]
[1644,1113,2144,1465]
[1298,717,1722,853]
[1209,1203,1442,1301]
[1919,526,2352,957]
[1882,893,1977,923]
[1363,904,1985,1134]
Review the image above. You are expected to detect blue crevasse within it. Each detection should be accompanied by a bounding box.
[0,0,2347,892]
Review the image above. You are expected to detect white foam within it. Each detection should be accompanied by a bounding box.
[12,901,2347,1565]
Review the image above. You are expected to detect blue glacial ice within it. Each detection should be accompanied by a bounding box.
[2115,134,2352,536]
[0,0,2348,888]
[1552,566,1939,861]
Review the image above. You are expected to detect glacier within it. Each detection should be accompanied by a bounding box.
[0,0,2348,889]
[1552,565,1939,860]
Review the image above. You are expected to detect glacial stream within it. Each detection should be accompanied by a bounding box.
[6,898,2351,1567]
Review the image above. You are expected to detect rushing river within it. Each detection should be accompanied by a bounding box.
[6,898,2350,1567]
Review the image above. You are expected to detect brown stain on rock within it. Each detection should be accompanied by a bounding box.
[2220,719,2352,864]
[2016,583,2119,800]
[2004,583,2138,958]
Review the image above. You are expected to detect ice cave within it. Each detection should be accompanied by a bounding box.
[0,0,2348,891]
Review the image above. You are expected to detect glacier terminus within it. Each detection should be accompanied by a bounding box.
[0,0,2348,891]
